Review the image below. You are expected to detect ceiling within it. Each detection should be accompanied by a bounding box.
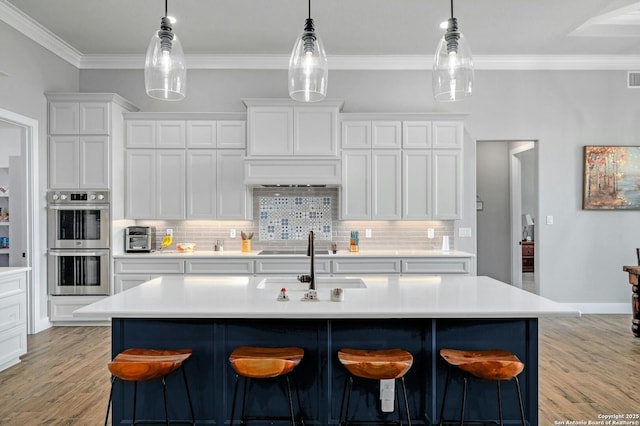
[3,0,640,69]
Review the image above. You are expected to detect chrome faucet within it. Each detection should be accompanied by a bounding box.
[297,230,316,290]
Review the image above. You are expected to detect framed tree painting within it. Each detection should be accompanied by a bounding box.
[583,146,640,210]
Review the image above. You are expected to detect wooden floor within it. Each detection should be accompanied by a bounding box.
[0,316,638,425]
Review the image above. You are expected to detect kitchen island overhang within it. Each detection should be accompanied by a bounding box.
[76,275,579,425]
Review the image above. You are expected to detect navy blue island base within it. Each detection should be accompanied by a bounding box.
[109,317,537,425]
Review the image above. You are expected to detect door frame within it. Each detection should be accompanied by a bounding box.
[0,107,47,333]
[509,142,535,288]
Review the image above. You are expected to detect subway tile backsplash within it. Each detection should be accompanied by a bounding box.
[137,188,454,251]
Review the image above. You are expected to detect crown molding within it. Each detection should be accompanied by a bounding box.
[4,1,640,72]
[0,0,82,67]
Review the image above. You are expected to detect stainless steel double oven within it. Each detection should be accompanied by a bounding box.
[47,191,110,295]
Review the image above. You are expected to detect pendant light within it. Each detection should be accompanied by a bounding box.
[144,0,186,101]
[432,0,473,102]
[288,0,328,102]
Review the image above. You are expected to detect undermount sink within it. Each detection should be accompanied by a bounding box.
[256,277,366,290]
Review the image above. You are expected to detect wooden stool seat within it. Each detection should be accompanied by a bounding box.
[229,346,304,379]
[108,348,192,382]
[105,348,195,425]
[338,348,413,380]
[440,348,524,381]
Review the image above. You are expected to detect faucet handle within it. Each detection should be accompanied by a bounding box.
[297,274,312,283]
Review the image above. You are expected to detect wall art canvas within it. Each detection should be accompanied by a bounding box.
[583,146,640,210]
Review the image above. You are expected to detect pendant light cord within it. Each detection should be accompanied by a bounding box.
[450,0,454,18]
[308,0,311,20]
[165,0,168,17]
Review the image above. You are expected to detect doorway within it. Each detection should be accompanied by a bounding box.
[0,107,46,333]
[477,140,538,293]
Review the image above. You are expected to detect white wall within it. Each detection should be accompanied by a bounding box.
[0,127,22,167]
[0,22,79,330]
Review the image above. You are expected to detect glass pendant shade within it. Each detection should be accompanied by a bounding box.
[144,17,187,101]
[288,19,328,102]
[432,19,474,102]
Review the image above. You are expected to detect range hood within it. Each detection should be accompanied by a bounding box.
[244,157,341,186]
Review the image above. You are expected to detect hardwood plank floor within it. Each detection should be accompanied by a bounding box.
[0,316,638,425]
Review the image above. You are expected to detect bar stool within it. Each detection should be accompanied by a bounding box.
[438,348,526,426]
[337,348,413,426]
[105,348,195,426]
[229,346,305,426]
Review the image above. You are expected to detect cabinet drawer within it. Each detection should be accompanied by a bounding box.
[401,258,470,275]
[115,259,185,274]
[0,293,26,334]
[332,259,401,275]
[186,259,254,275]
[0,326,27,369]
[522,247,534,256]
[114,274,154,293]
[0,272,27,297]
[49,296,107,322]
[255,258,330,275]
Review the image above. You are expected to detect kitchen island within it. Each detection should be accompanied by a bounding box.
[76,275,578,425]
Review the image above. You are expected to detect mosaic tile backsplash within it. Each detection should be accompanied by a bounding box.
[259,195,333,240]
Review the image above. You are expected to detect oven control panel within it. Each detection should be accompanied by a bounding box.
[48,191,109,204]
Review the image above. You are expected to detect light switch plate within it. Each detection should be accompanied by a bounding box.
[230,229,236,238]
[458,227,472,238]
[546,215,554,225]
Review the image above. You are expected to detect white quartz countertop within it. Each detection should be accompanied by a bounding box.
[0,267,30,277]
[113,249,474,258]
[75,275,578,320]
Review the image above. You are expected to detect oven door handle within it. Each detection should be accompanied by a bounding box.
[48,205,109,210]
[49,250,108,257]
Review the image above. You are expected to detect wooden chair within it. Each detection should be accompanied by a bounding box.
[105,348,195,426]
[338,348,414,426]
[438,348,526,426]
[229,346,305,426]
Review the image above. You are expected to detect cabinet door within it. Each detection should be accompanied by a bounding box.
[126,121,156,148]
[403,150,432,219]
[157,121,186,148]
[187,120,217,148]
[79,102,109,135]
[372,121,402,149]
[157,150,186,219]
[341,121,371,149]
[49,102,79,134]
[432,149,462,219]
[187,150,217,219]
[79,136,109,189]
[372,150,401,219]
[217,150,248,219]
[125,150,156,219]
[114,274,152,293]
[217,120,246,149]
[248,107,293,155]
[49,136,79,188]
[433,121,463,149]
[294,107,337,156]
[341,150,371,219]
[402,121,432,149]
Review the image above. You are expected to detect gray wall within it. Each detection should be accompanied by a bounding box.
[477,142,511,283]
[4,18,639,305]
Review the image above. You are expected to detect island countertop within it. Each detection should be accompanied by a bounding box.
[75,275,578,319]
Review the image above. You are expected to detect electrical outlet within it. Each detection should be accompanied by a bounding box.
[166,229,173,236]
[458,227,472,238]
[427,228,435,239]
[365,228,372,238]
[230,229,236,238]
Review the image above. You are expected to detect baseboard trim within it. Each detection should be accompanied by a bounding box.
[565,303,631,314]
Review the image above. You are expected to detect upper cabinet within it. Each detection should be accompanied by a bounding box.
[341,120,402,149]
[244,99,343,157]
[46,93,138,190]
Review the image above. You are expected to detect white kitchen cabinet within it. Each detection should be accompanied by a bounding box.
[255,258,330,275]
[432,149,462,219]
[341,121,371,149]
[331,258,401,275]
[403,150,432,219]
[49,135,109,189]
[402,121,432,149]
[401,257,470,274]
[217,150,250,219]
[0,269,27,372]
[186,259,254,275]
[186,120,217,148]
[114,259,185,274]
[245,100,341,157]
[341,150,371,219]
[49,295,109,322]
[114,274,155,293]
[372,121,402,149]
[126,120,186,148]
[372,150,402,219]
[217,120,246,149]
[187,150,217,218]
[432,121,463,149]
[126,150,186,220]
[341,149,401,220]
[341,120,401,150]
[50,101,110,135]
